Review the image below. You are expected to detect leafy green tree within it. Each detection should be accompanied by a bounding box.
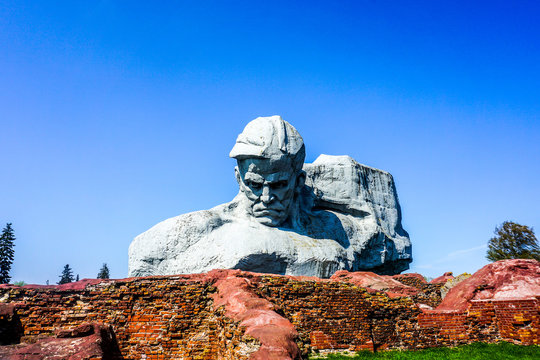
[487,221,540,262]
[97,263,110,279]
[58,264,75,284]
[0,223,16,284]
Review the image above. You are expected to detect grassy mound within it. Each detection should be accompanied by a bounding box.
[309,342,540,359]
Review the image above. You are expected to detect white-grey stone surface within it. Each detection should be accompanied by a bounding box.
[128,116,412,278]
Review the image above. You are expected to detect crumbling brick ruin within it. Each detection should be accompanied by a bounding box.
[0,260,538,359]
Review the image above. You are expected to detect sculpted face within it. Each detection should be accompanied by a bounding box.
[236,158,304,227]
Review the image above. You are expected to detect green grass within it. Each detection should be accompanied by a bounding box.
[309,342,540,360]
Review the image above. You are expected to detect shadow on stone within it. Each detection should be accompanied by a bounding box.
[0,304,23,346]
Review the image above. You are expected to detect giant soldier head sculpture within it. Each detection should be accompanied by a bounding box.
[230,116,306,227]
[129,115,412,278]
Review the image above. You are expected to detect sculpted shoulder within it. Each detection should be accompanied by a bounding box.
[133,201,239,248]
[128,200,240,276]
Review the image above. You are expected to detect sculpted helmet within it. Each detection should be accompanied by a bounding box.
[229,115,306,171]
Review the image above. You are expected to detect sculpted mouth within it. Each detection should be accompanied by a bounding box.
[254,209,282,217]
[253,202,285,214]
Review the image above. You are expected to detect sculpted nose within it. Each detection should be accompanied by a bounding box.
[260,185,272,203]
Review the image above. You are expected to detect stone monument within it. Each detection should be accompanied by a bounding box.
[129,116,412,278]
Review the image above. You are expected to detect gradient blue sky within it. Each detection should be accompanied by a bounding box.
[1,1,539,284]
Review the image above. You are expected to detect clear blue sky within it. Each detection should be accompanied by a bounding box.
[1,1,539,284]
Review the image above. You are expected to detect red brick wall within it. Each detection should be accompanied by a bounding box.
[0,273,538,359]
[0,276,258,359]
[490,298,539,344]
[416,298,539,347]
[253,276,422,352]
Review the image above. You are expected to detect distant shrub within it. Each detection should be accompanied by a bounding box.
[487,221,540,262]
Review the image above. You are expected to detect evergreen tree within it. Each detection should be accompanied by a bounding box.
[487,221,540,262]
[76,274,79,282]
[97,263,110,279]
[0,223,16,284]
[58,264,75,284]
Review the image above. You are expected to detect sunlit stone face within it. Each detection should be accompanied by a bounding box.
[236,158,300,227]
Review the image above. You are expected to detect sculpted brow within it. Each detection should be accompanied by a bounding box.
[244,173,264,182]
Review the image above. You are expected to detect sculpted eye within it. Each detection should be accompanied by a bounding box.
[270,180,288,190]
[247,181,262,190]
